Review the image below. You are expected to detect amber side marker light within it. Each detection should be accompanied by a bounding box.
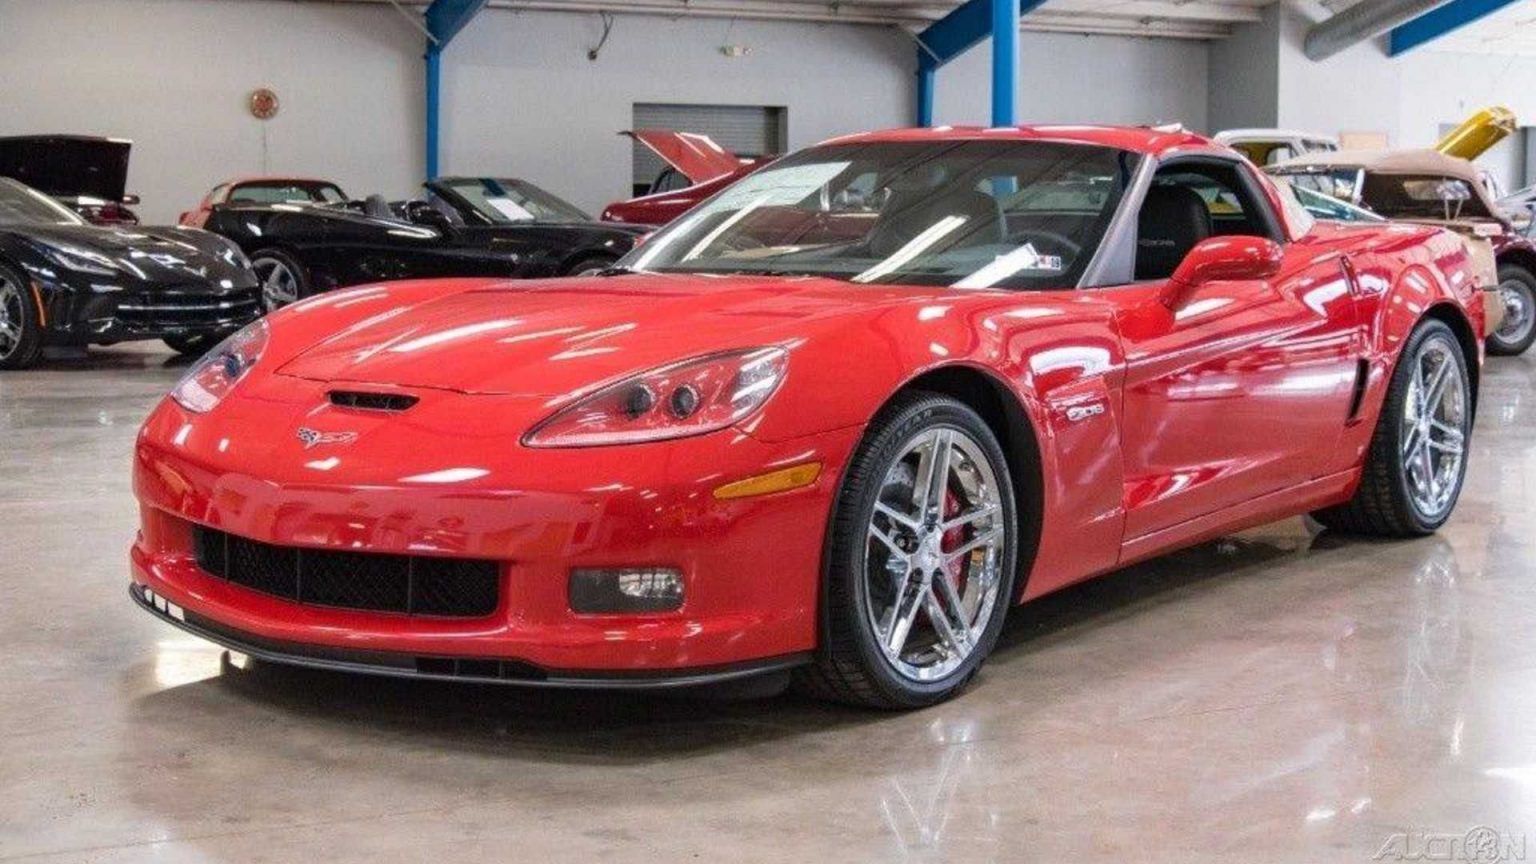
[713,462,822,500]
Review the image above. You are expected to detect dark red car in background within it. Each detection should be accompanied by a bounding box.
[601,130,769,226]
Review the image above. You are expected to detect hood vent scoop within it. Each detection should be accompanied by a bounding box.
[328,391,420,412]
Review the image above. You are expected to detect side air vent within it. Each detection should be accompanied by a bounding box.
[1346,359,1370,422]
[328,391,420,412]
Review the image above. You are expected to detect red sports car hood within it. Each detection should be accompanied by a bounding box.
[276,274,911,396]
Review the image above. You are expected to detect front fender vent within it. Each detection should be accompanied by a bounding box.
[328,391,420,412]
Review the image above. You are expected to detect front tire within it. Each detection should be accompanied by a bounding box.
[793,393,1018,709]
[251,248,310,311]
[0,262,45,370]
[163,331,230,358]
[1488,264,1536,356]
[1312,319,1471,536]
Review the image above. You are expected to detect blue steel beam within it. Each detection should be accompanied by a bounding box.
[426,0,490,46]
[914,0,1043,127]
[1389,0,1518,56]
[423,0,489,179]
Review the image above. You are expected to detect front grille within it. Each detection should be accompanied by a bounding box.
[328,391,420,412]
[115,287,261,331]
[192,527,500,617]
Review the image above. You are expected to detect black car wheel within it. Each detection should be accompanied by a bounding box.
[793,392,1018,709]
[251,249,310,311]
[1488,264,1536,356]
[0,263,45,370]
[1312,319,1471,536]
[163,331,230,358]
[564,255,617,278]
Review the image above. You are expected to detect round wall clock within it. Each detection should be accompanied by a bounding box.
[248,88,279,120]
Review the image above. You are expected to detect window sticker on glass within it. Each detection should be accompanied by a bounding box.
[711,162,853,209]
[953,244,1063,290]
[485,197,535,221]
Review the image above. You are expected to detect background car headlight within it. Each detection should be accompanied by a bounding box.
[523,346,788,447]
[41,244,120,276]
[169,319,270,413]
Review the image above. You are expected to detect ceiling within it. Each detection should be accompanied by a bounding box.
[351,0,1267,40]
[351,0,1536,52]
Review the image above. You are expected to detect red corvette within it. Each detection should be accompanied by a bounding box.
[131,126,1484,708]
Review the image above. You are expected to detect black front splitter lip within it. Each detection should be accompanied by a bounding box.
[129,584,810,691]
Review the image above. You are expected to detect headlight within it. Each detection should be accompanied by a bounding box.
[523,347,788,448]
[169,319,270,413]
[42,244,120,276]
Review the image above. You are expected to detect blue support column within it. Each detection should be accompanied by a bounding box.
[422,0,489,180]
[425,46,443,179]
[914,0,1044,127]
[1389,0,1519,55]
[991,0,1019,127]
[917,62,936,127]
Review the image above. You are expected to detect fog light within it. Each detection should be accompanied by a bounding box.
[569,567,684,613]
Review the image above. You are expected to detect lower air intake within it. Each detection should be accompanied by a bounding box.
[192,527,500,618]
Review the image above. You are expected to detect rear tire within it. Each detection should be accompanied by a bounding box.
[251,248,310,311]
[1487,264,1536,356]
[792,392,1018,709]
[1312,319,1470,537]
[0,262,45,371]
[563,255,616,278]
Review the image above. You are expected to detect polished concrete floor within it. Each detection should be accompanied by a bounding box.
[2,343,1535,863]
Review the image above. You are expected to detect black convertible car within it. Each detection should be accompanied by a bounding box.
[200,177,647,310]
[0,177,259,370]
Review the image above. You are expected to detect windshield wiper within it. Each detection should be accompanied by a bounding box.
[594,265,639,277]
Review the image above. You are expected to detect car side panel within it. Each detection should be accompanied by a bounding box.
[745,290,1130,601]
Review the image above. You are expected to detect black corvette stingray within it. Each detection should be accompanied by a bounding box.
[0,177,259,370]
[200,177,647,310]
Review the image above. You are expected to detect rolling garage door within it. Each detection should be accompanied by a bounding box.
[631,103,785,194]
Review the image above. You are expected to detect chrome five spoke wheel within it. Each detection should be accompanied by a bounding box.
[254,257,299,311]
[864,426,1006,683]
[0,274,22,360]
[1400,338,1467,520]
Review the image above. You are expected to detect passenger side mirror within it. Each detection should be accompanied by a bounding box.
[1161,235,1283,308]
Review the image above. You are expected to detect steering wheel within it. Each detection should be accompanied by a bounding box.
[1011,229,1082,260]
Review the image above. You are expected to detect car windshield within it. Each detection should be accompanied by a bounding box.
[437,178,591,224]
[1269,167,1363,204]
[0,177,86,226]
[625,140,1137,290]
[1360,173,1494,221]
[229,181,346,205]
[1280,179,1383,222]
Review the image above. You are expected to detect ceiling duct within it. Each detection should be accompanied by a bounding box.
[1303,0,1453,60]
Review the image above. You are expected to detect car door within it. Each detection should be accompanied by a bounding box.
[1112,157,1363,543]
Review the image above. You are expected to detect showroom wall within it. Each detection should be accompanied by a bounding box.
[1,0,1212,221]
[440,10,1210,213]
[0,0,424,224]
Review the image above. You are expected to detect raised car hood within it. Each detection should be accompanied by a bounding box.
[0,135,132,201]
[622,130,743,184]
[277,274,905,396]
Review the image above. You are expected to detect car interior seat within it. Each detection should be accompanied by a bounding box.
[1135,184,1213,280]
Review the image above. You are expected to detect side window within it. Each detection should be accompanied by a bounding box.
[1135,161,1276,281]
[650,169,688,195]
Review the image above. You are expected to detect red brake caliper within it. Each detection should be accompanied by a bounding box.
[940,487,967,595]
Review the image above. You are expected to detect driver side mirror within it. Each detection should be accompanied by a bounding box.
[1161,235,1284,308]
[406,201,455,234]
